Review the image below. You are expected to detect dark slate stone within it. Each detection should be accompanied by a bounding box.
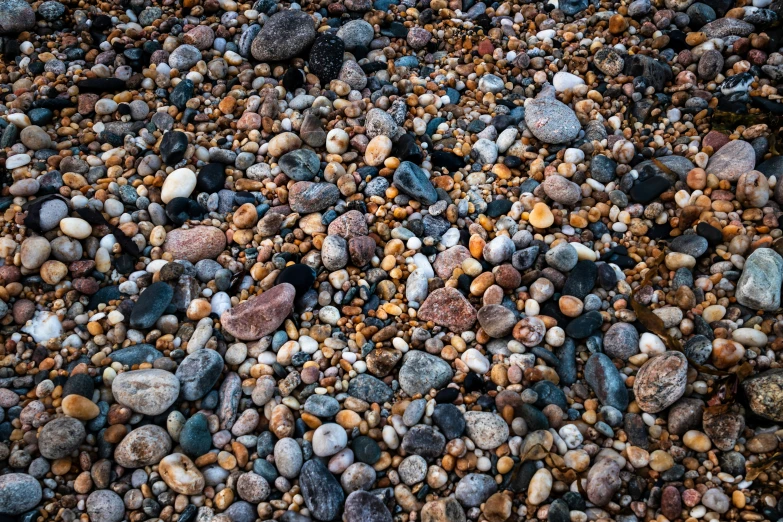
[196,163,225,193]
[431,403,466,439]
[160,131,188,165]
[129,282,173,329]
[76,78,127,92]
[565,310,604,339]
[299,459,344,521]
[562,261,598,300]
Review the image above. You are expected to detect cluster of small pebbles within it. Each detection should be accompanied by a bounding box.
[3,0,783,520]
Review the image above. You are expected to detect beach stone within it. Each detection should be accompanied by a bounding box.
[299,459,344,521]
[586,458,621,506]
[344,490,393,522]
[176,349,224,400]
[584,353,629,411]
[275,438,303,478]
[399,350,453,396]
[455,474,497,507]
[163,226,226,263]
[668,398,704,436]
[603,322,640,360]
[463,411,509,449]
[289,181,340,213]
[336,19,374,49]
[0,0,34,34]
[159,453,205,494]
[700,17,754,38]
[422,497,467,522]
[477,304,517,337]
[114,425,172,468]
[633,352,688,413]
[524,83,580,144]
[432,403,466,439]
[179,414,212,458]
[112,369,180,416]
[348,373,393,404]
[393,161,438,205]
[705,139,756,181]
[251,10,316,62]
[309,34,344,84]
[743,369,783,421]
[86,490,125,522]
[0,474,42,515]
[735,248,783,311]
[220,283,295,340]
[130,282,173,329]
[401,425,446,459]
[418,287,477,332]
[38,416,86,459]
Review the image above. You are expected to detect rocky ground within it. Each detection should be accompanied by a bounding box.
[1,0,783,520]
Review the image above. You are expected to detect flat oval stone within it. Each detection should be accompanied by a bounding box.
[299,458,345,521]
[163,226,227,263]
[109,344,163,366]
[633,351,688,413]
[0,473,42,515]
[398,350,453,396]
[176,349,224,401]
[38,416,86,459]
[129,282,173,329]
[112,369,180,416]
[114,425,172,468]
[584,353,629,411]
[159,453,205,494]
[220,283,295,341]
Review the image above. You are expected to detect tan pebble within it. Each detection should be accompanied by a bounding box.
[529,203,554,228]
[682,430,711,452]
[649,449,674,471]
[365,135,393,166]
[40,260,68,285]
[61,394,100,420]
[186,299,212,320]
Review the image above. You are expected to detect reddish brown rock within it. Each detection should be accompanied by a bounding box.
[13,299,35,324]
[433,245,471,279]
[349,236,375,266]
[327,210,368,239]
[0,265,21,284]
[418,287,477,333]
[492,264,521,289]
[78,93,99,114]
[220,283,296,341]
[702,130,729,151]
[661,486,682,520]
[163,226,226,263]
[69,260,96,278]
[73,278,100,295]
[237,112,262,131]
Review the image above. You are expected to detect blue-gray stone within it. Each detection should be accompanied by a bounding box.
[179,413,212,458]
[584,353,629,411]
[393,161,438,205]
[109,344,162,366]
[176,349,224,401]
